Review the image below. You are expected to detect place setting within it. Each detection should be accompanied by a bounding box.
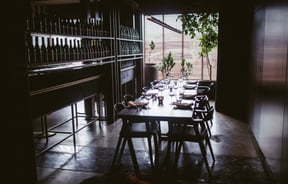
[170,91,194,110]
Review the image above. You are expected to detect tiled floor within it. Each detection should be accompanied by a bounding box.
[33,100,271,184]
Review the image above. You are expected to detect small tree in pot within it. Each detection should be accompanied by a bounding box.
[158,51,176,79]
[180,59,193,79]
[144,40,158,85]
[148,40,155,63]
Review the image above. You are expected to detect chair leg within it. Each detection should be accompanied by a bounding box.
[118,138,127,165]
[206,135,215,162]
[111,136,124,168]
[127,138,140,176]
[153,134,159,168]
[205,121,212,137]
[147,137,154,168]
[164,140,173,168]
[199,141,212,177]
[174,141,183,167]
[157,121,162,144]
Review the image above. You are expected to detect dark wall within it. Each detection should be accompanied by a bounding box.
[250,2,288,184]
[4,0,37,183]
[215,1,254,122]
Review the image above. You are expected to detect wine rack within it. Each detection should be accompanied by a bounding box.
[112,3,144,103]
[26,0,144,125]
[25,8,115,73]
[117,24,142,60]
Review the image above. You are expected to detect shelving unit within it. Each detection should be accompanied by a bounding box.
[27,0,144,157]
[113,2,144,102]
[25,17,115,72]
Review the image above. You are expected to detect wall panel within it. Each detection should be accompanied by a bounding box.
[250,3,288,184]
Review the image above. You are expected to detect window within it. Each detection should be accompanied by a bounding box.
[144,14,218,81]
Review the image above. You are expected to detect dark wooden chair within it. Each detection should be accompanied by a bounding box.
[123,94,135,106]
[111,103,159,175]
[166,107,215,178]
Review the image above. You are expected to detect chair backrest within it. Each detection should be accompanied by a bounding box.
[187,80,199,85]
[142,86,150,92]
[150,80,160,88]
[208,82,215,88]
[203,106,214,121]
[194,95,210,109]
[114,103,125,114]
[197,86,211,95]
[123,94,135,106]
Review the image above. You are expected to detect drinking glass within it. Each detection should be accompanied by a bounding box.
[158,84,165,95]
[178,78,183,88]
[145,93,152,108]
[176,94,183,104]
[169,91,175,103]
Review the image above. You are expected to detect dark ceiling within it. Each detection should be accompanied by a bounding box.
[138,0,222,15]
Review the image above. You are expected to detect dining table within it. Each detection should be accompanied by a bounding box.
[117,80,197,122]
[116,81,198,174]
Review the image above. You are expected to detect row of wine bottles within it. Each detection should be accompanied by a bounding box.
[119,41,141,55]
[25,35,111,65]
[119,25,140,40]
[26,12,110,37]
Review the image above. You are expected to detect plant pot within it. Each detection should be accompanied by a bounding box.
[144,63,158,86]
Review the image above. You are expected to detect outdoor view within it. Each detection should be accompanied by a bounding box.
[144,14,218,81]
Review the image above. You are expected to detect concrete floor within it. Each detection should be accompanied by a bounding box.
[33,100,271,184]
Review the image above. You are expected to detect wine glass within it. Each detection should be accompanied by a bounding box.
[178,78,183,88]
[169,90,175,103]
[145,93,152,108]
[176,94,183,104]
[142,86,150,99]
[158,84,165,95]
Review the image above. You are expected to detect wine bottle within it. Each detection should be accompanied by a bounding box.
[76,40,82,60]
[47,37,54,63]
[96,40,102,58]
[63,38,70,61]
[24,35,33,64]
[51,38,58,62]
[91,40,97,58]
[55,37,62,61]
[70,39,75,60]
[34,36,42,64]
[76,18,81,35]
[41,36,48,63]
[60,38,66,61]
[72,39,77,60]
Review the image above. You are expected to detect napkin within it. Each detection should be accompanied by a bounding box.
[145,89,159,95]
[182,90,197,99]
[171,102,193,109]
[183,84,197,89]
[127,101,148,107]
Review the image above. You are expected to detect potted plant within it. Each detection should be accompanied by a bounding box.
[157,51,176,79]
[148,40,155,63]
[144,40,158,86]
[180,59,193,79]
